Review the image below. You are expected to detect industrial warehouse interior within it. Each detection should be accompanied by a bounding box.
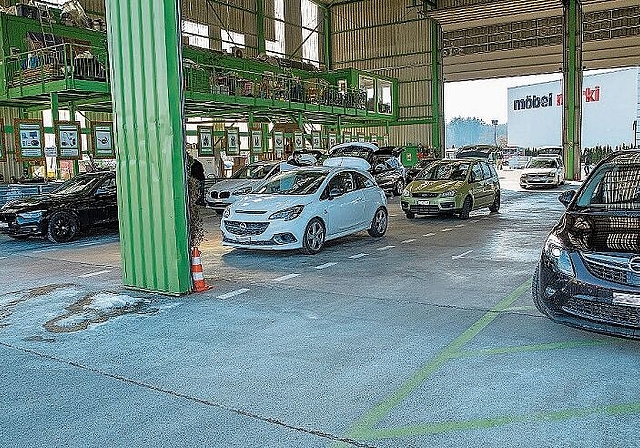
[1,0,639,447]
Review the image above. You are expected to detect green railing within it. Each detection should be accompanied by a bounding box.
[5,42,109,91]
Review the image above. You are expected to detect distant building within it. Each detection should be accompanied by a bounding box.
[507,67,640,148]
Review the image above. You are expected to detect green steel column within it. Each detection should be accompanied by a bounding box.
[51,93,59,179]
[256,0,266,54]
[562,0,583,181]
[105,0,192,295]
[324,7,332,70]
[69,103,79,176]
[430,19,444,154]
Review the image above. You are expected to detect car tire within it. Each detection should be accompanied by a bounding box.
[459,196,472,220]
[489,191,500,213]
[392,179,404,196]
[531,263,550,317]
[47,212,78,243]
[405,211,415,219]
[368,207,388,237]
[300,218,325,255]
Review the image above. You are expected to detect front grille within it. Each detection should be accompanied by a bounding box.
[236,210,267,215]
[223,236,275,246]
[224,220,269,236]
[210,191,231,199]
[0,213,16,222]
[582,254,640,287]
[413,192,439,198]
[563,296,640,328]
[410,205,440,214]
[219,192,231,199]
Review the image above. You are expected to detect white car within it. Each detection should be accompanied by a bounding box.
[520,155,565,189]
[220,158,388,254]
[206,161,281,212]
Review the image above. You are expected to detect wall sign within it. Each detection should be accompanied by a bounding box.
[312,132,321,149]
[343,132,351,143]
[197,126,214,157]
[357,133,365,143]
[0,118,6,162]
[383,134,389,146]
[251,130,263,154]
[15,119,45,160]
[54,121,82,160]
[328,133,337,149]
[226,127,240,155]
[273,131,284,158]
[294,131,304,150]
[92,122,115,159]
[370,134,378,145]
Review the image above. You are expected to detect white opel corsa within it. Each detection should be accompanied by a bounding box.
[220,157,388,254]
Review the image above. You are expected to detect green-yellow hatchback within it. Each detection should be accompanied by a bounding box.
[401,159,501,219]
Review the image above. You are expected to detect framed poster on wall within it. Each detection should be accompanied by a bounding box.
[328,133,337,149]
[92,122,115,159]
[197,126,214,157]
[14,119,45,160]
[383,134,389,146]
[251,130,263,154]
[294,131,304,150]
[357,133,365,143]
[312,132,321,149]
[0,118,6,162]
[343,132,351,143]
[273,131,284,158]
[54,121,82,160]
[226,127,240,155]
[370,134,378,146]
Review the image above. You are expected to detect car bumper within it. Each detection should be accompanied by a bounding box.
[0,215,46,236]
[520,177,558,187]
[221,218,303,250]
[400,195,458,215]
[535,254,640,339]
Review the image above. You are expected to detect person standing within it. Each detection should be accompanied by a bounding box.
[190,157,206,205]
[583,149,592,176]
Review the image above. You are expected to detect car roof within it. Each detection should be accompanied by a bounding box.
[329,142,378,154]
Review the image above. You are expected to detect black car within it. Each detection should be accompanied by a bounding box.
[0,171,117,243]
[405,158,438,183]
[328,143,406,195]
[532,150,640,338]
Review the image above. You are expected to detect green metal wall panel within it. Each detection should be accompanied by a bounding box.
[105,0,192,294]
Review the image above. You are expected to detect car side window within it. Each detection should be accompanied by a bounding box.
[97,177,116,195]
[480,162,492,180]
[471,163,484,182]
[326,172,355,195]
[488,164,498,179]
[353,172,375,190]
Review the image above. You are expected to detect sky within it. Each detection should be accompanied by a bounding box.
[444,73,563,124]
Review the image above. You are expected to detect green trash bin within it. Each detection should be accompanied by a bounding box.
[401,146,418,167]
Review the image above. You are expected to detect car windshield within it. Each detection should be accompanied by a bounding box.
[232,164,275,180]
[52,175,104,195]
[256,170,328,195]
[575,162,640,211]
[527,158,557,169]
[417,162,470,181]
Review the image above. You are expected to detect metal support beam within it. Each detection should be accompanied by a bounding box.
[256,0,265,54]
[562,0,583,181]
[324,8,332,71]
[430,19,444,153]
[50,92,59,179]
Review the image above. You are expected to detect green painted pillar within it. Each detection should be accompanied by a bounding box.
[69,103,79,176]
[430,19,444,154]
[105,0,192,295]
[562,0,583,181]
[256,0,266,54]
[324,6,332,70]
[51,93,59,179]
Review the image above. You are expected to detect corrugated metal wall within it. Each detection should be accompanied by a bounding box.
[0,107,23,182]
[332,0,436,147]
[106,0,192,294]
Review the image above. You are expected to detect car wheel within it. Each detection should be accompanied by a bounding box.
[368,207,388,237]
[405,211,415,219]
[489,191,500,213]
[459,196,472,220]
[392,179,404,196]
[300,218,325,255]
[532,263,550,317]
[47,212,78,243]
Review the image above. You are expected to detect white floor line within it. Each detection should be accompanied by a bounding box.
[273,273,301,282]
[377,245,395,251]
[401,239,416,244]
[455,224,465,228]
[441,228,453,232]
[349,253,369,259]
[315,262,338,270]
[470,220,480,224]
[217,288,250,300]
[423,233,436,237]
[0,256,7,260]
[77,241,101,247]
[32,247,59,253]
[389,214,397,217]
[452,250,474,260]
[79,269,112,278]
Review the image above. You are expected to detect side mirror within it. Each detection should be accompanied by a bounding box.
[374,164,387,173]
[558,190,576,208]
[95,188,114,197]
[328,188,343,200]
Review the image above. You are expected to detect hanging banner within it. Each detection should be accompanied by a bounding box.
[92,122,115,159]
[370,134,378,146]
[312,132,321,149]
[294,131,304,150]
[343,132,351,143]
[226,127,240,155]
[273,131,284,158]
[197,126,214,157]
[54,121,82,160]
[15,119,45,160]
[328,133,337,149]
[0,118,6,162]
[251,130,263,154]
[357,133,365,143]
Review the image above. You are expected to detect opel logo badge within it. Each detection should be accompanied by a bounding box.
[239,222,247,231]
[630,256,640,274]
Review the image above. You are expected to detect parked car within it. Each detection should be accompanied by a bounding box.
[520,155,565,189]
[456,145,502,164]
[406,158,438,183]
[221,157,388,254]
[0,171,117,243]
[328,142,406,195]
[401,158,500,219]
[532,150,640,339]
[206,161,281,213]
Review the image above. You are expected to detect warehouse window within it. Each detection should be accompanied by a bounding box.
[265,0,285,57]
[182,20,209,49]
[221,30,245,54]
[301,0,319,67]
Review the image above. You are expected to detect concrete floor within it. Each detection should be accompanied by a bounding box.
[1,169,639,448]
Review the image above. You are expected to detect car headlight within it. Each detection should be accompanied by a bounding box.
[548,172,556,177]
[543,234,575,277]
[269,205,304,221]
[402,189,411,197]
[232,186,253,196]
[223,206,231,218]
[440,190,456,198]
[520,174,527,179]
[17,210,44,220]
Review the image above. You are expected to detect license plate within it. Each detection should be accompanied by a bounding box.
[613,293,640,306]
[236,235,251,243]
[418,200,430,206]
[0,222,8,228]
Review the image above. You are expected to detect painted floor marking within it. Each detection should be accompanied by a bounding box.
[273,273,301,282]
[389,214,398,217]
[441,228,453,232]
[77,241,101,247]
[452,250,474,260]
[217,288,250,300]
[315,262,338,270]
[455,224,466,228]
[470,220,480,224]
[377,245,395,251]
[32,247,58,253]
[78,269,111,278]
[349,253,369,260]
[0,256,7,260]
[423,233,436,237]
[401,239,416,244]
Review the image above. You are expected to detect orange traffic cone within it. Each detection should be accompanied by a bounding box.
[190,247,210,292]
